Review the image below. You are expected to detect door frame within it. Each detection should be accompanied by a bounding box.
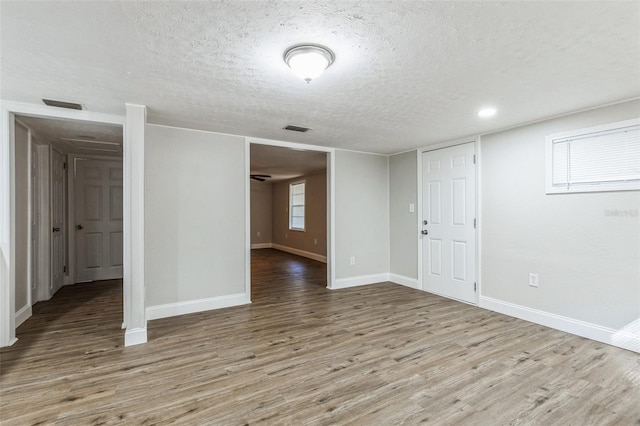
[50,147,66,297]
[245,137,336,292]
[417,136,480,305]
[0,100,146,347]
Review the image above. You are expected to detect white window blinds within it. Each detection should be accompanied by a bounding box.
[546,119,640,193]
[289,182,305,230]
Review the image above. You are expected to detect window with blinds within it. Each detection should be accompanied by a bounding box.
[289,182,305,230]
[545,118,640,194]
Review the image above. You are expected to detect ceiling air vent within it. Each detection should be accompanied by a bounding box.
[42,99,83,110]
[284,125,311,133]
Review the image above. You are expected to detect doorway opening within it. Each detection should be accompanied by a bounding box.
[11,113,124,340]
[248,142,332,300]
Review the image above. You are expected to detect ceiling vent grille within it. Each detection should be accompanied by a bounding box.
[42,99,83,110]
[284,125,311,133]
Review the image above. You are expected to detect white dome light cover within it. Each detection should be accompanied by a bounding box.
[478,107,497,118]
[284,44,335,82]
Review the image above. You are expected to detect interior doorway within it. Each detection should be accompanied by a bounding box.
[248,142,333,296]
[11,113,124,332]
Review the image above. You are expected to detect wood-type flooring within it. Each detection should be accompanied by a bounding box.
[1,249,639,425]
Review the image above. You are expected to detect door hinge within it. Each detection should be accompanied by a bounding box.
[473,218,477,228]
[63,162,67,169]
[474,282,477,292]
[473,154,476,164]
[63,265,67,273]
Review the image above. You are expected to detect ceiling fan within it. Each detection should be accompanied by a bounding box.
[250,174,272,182]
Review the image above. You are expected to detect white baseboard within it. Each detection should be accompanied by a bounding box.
[146,293,251,321]
[15,304,32,327]
[331,273,390,289]
[389,273,419,289]
[124,327,147,347]
[271,244,327,263]
[479,296,639,353]
[251,243,273,249]
[329,273,419,290]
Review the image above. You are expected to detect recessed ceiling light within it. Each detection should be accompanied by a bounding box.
[478,107,497,118]
[284,44,335,83]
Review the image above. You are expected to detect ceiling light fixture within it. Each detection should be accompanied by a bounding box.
[284,44,335,83]
[478,107,497,118]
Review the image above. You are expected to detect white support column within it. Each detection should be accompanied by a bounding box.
[124,104,147,346]
[0,105,16,347]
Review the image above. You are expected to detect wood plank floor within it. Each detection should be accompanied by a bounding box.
[2,248,639,425]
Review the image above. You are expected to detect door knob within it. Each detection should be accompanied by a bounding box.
[76,224,84,230]
[52,227,60,232]
[421,229,428,235]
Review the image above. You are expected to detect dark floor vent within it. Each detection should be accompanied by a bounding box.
[284,125,311,132]
[42,99,83,110]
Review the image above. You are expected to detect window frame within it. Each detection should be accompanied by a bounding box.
[288,180,306,231]
[545,118,640,194]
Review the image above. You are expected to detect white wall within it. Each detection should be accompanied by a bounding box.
[272,171,327,257]
[334,150,389,280]
[480,100,640,331]
[250,180,272,246]
[389,150,418,280]
[14,121,29,315]
[145,125,247,310]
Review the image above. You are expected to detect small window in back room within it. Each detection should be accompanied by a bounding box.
[545,118,640,194]
[289,181,305,231]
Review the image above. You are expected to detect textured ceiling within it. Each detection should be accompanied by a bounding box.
[16,115,123,157]
[2,1,639,154]
[250,144,327,182]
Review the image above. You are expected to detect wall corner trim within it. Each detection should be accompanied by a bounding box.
[479,295,639,353]
[389,274,419,289]
[146,293,251,321]
[15,304,31,328]
[124,327,147,347]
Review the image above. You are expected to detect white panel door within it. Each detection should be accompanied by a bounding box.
[75,160,123,282]
[421,143,476,303]
[51,149,65,295]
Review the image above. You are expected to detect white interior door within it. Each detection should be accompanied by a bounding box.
[421,143,476,303]
[75,159,123,282]
[51,149,65,295]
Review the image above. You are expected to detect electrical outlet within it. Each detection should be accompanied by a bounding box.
[529,273,539,287]
[285,233,288,239]
[257,231,261,237]
[314,238,318,245]
[350,256,356,266]
[409,203,415,213]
